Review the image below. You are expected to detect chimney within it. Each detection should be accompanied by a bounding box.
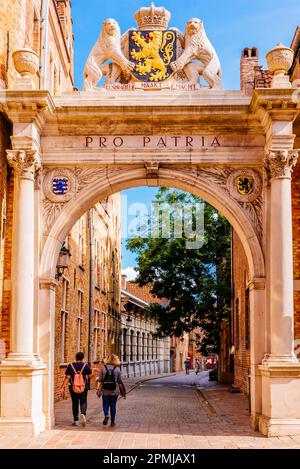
[121,274,127,290]
[240,47,259,96]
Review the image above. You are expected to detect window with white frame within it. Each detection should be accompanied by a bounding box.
[130,330,134,361]
[100,245,105,291]
[142,332,145,361]
[147,333,150,360]
[111,252,115,294]
[94,239,100,287]
[100,311,106,361]
[136,331,140,361]
[77,290,83,351]
[60,278,69,363]
[123,328,127,362]
[78,217,84,266]
[151,335,154,360]
[93,309,100,362]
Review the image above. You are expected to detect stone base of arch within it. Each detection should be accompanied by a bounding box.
[0,363,46,436]
[258,363,300,437]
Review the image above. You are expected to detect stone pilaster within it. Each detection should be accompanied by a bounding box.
[258,147,300,437]
[4,149,41,362]
[263,148,298,362]
[0,148,46,435]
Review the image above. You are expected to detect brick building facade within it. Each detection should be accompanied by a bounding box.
[54,197,121,402]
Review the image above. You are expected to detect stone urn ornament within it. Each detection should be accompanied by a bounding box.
[266,43,294,88]
[12,48,39,90]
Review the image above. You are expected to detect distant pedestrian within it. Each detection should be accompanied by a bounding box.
[60,352,92,427]
[96,354,126,427]
[184,357,190,374]
[194,358,201,375]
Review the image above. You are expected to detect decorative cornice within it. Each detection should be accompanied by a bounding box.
[6,149,41,180]
[0,90,55,129]
[264,149,298,180]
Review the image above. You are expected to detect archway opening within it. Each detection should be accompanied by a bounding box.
[41,171,263,432]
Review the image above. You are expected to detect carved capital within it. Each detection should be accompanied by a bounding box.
[6,149,41,180]
[264,149,298,180]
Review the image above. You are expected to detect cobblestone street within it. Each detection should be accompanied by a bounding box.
[1,371,300,449]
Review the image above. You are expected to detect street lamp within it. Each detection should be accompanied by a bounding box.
[55,245,71,279]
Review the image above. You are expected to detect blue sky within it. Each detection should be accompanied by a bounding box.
[71,0,300,272]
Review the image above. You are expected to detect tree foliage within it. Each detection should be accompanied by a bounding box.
[126,187,231,354]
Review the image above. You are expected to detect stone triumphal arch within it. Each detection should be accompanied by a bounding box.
[0,3,300,438]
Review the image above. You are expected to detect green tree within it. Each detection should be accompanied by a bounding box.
[126,187,231,355]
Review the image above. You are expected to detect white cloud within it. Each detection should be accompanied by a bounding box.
[121,266,138,281]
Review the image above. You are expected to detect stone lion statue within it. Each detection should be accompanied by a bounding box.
[171,18,222,89]
[83,19,135,90]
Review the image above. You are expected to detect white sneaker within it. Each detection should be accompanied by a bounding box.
[80,413,86,427]
[72,421,79,426]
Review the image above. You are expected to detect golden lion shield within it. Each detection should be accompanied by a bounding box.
[129,30,177,82]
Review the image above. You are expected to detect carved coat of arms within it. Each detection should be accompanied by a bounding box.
[83,2,222,90]
[129,30,176,82]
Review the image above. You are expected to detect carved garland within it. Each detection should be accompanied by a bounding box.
[198,167,263,241]
[42,166,263,241]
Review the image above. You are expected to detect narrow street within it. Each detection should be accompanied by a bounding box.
[1,371,300,449]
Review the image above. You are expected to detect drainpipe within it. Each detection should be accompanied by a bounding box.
[41,0,50,89]
[88,209,94,365]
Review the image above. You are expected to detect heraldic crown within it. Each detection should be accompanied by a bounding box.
[134,2,171,30]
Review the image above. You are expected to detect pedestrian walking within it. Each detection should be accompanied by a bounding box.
[96,354,126,427]
[194,358,201,375]
[184,357,190,375]
[60,351,92,427]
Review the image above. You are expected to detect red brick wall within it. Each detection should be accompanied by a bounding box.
[0,115,11,360]
[232,231,250,394]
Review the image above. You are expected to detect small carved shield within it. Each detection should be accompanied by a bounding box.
[236,176,254,195]
[52,177,69,195]
[129,30,177,82]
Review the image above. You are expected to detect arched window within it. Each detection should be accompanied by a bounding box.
[142,332,145,361]
[147,333,150,360]
[130,330,134,361]
[123,328,127,362]
[136,331,140,361]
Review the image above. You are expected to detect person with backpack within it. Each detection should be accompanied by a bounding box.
[184,357,191,375]
[96,354,125,427]
[60,352,92,427]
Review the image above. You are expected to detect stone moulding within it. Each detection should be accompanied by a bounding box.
[42,165,264,243]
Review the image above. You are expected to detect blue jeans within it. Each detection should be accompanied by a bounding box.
[102,395,118,423]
